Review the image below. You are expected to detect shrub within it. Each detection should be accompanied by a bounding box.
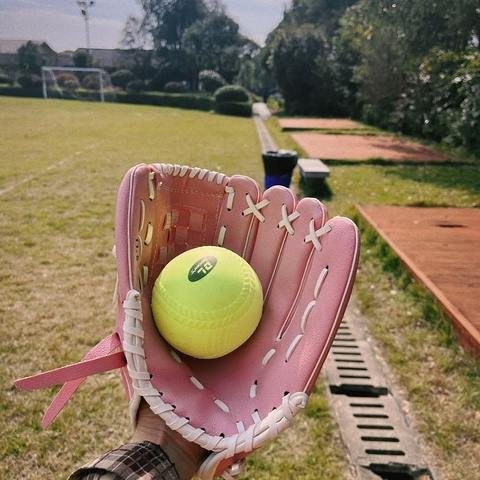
[199,70,227,93]
[0,74,11,85]
[110,69,136,89]
[116,91,215,112]
[450,51,480,151]
[163,81,188,93]
[214,85,251,117]
[55,73,80,88]
[0,86,43,98]
[399,48,480,151]
[215,101,252,117]
[82,73,99,90]
[17,74,42,88]
[126,79,145,93]
[214,85,249,103]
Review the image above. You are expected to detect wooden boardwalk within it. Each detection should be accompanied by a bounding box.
[356,204,480,355]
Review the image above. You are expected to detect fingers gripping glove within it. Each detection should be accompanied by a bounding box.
[15,163,360,479]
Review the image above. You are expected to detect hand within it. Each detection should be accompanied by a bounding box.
[130,400,208,480]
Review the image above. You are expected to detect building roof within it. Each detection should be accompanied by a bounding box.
[0,39,56,54]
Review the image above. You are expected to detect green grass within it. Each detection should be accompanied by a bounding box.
[266,116,480,479]
[1,97,479,480]
[0,97,348,480]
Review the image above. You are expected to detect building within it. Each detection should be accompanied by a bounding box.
[75,48,137,71]
[0,39,139,77]
[0,39,57,76]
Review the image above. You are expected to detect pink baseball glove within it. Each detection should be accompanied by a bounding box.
[16,163,360,479]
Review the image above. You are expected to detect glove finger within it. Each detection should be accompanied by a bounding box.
[248,185,301,292]
[214,175,262,262]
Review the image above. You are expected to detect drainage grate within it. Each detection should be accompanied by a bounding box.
[323,304,436,480]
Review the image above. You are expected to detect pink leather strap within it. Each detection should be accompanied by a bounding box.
[15,333,124,428]
[15,351,126,390]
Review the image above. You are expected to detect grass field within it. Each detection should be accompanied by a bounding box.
[1,97,479,479]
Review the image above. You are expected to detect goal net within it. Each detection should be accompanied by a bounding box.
[41,66,116,103]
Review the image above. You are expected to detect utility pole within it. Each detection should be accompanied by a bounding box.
[77,1,95,54]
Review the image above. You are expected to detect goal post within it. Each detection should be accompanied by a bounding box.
[41,66,116,103]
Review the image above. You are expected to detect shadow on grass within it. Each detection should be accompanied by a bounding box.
[383,162,480,196]
[299,177,333,200]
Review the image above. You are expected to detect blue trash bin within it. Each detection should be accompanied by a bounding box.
[262,150,298,189]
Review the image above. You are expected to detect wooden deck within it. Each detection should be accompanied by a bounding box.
[356,204,480,355]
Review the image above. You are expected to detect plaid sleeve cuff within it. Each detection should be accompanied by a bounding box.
[68,441,179,480]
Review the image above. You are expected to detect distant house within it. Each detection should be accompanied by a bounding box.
[0,39,142,76]
[0,39,58,75]
[57,51,76,67]
[74,48,137,71]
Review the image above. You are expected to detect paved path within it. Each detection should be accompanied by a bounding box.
[252,102,272,120]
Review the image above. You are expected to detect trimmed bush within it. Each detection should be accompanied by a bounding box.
[116,91,215,111]
[214,85,249,103]
[164,81,188,93]
[111,69,136,89]
[17,74,42,89]
[214,85,251,117]
[82,73,100,90]
[216,101,252,117]
[55,73,80,88]
[0,87,214,111]
[126,79,145,93]
[0,74,12,85]
[199,70,227,93]
[0,86,43,98]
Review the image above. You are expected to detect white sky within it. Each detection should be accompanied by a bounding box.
[0,0,291,52]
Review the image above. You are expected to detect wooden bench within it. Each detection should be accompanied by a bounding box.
[298,158,330,182]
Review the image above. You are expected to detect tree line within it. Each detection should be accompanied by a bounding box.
[121,0,259,91]
[10,0,479,152]
[124,0,479,152]
[262,0,479,152]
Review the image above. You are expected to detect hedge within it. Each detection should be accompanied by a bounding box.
[0,86,43,98]
[115,91,215,111]
[0,87,216,112]
[215,101,252,117]
[214,85,250,103]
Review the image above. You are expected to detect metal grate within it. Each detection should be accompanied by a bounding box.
[323,304,436,480]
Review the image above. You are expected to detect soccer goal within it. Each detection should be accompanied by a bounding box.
[41,66,116,103]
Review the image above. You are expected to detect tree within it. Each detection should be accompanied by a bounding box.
[335,0,480,145]
[17,41,41,75]
[263,0,357,115]
[182,13,259,84]
[123,0,209,89]
[269,26,346,115]
[138,0,208,50]
[73,50,93,68]
[122,0,259,90]
[122,15,155,81]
